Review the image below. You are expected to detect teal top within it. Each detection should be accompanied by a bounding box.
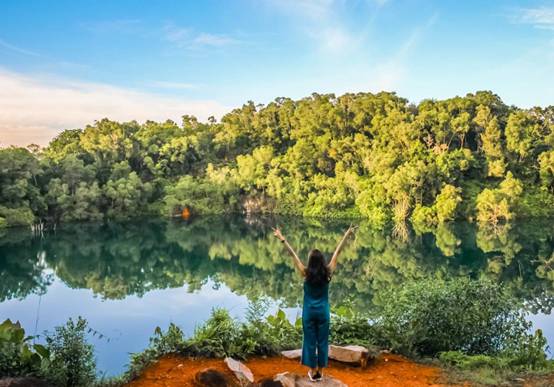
[303,280,330,311]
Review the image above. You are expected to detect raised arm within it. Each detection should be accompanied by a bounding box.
[272,227,306,276]
[328,224,357,274]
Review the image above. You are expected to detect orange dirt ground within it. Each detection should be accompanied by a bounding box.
[125,353,461,387]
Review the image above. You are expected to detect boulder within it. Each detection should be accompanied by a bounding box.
[274,372,346,387]
[280,349,302,359]
[194,368,240,387]
[224,357,255,385]
[329,344,374,367]
[0,378,52,387]
[258,378,284,387]
[281,345,376,367]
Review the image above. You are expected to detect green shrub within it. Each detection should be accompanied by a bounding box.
[185,308,245,357]
[330,305,376,347]
[0,319,50,377]
[42,317,96,387]
[439,351,504,369]
[0,217,7,228]
[0,206,35,227]
[124,322,186,382]
[374,278,532,356]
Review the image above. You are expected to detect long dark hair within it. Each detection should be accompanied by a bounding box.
[305,249,330,286]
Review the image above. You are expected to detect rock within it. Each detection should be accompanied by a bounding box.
[280,349,302,359]
[281,345,376,367]
[329,344,374,367]
[0,378,52,387]
[194,368,240,387]
[274,372,347,387]
[258,378,284,387]
[224,357,255,385]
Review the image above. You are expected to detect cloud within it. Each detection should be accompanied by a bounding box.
[371,13,438,91]
[163,24,240,49]
[512,6,554,30]
[0,37,40,57]
[265,0,356,54]
[0,68,229,147]
[267,0,336,19]
[149,81,197,90]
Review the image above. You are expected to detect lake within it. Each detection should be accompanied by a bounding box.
[0,216,553,376]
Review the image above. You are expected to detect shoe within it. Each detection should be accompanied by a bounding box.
[314,371,323,381]
[308,370,317,382]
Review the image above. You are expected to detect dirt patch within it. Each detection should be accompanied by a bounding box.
[125,353,457,386]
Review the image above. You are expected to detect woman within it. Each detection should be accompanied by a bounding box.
[272,225,357,381]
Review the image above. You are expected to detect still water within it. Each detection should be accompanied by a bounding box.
[0,216,553,376]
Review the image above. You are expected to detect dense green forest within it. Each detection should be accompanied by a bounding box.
[1,90,553,228]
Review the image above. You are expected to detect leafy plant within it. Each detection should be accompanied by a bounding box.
[374,278,533,356]
[42,316,96,387]
[0,319,50,377]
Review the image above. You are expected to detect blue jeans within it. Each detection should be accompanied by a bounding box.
[301,306,330,368]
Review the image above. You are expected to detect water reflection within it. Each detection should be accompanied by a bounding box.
[1,217,553,312]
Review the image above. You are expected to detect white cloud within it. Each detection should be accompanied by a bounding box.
[266,0,357,54]
[0,37,40,57]
[370,12,438,91]
[513,6,554,30]
[267,0,336,19]
[0,68,229,147]
[163,24,240,49]
[149,81,197,90]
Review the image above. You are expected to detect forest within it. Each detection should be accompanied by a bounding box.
[1,90,553,229]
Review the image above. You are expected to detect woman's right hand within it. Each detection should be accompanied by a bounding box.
[272,227,285,241]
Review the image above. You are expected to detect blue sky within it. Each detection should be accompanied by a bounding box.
[1,0,553,145]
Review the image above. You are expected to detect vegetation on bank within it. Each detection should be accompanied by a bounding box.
[1,278,552,386]
[0,91,553,229]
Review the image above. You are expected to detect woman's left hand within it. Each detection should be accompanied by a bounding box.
[346,224,358,236]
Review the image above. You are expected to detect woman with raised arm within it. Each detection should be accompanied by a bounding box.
[272,224,357,382]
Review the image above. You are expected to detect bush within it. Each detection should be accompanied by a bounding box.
[0,206,35,227]
[42,317,96,387]
[124,307,301,383]
[0,319,50,377]
[330,305,376,347]
[374,278,533,357]
[440,330,553,372]
[124,322,186,382]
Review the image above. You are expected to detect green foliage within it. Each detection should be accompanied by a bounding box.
[186,308,245,358]
[0,319,50,377]
[0,206,35,227]
[123,306,301,383]
[476,172,523,225]
[1,91,553,227]
[330,304,376,347]
[42,317,96,387]
[374,278,534,357]
[123,323,186,382]
[435,184,462,223]
[163,175,239,215]
[440,330,552,372]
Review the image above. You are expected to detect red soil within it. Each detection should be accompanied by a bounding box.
[126,353,459,387]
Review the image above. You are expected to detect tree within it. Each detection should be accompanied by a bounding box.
[435,184,463,223]
[476,172,523,225]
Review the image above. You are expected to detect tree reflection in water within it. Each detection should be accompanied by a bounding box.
[0,216,552,314]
